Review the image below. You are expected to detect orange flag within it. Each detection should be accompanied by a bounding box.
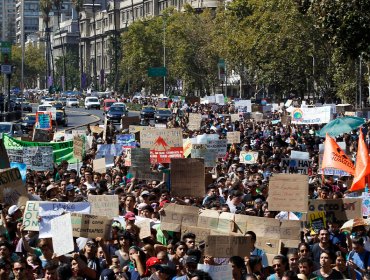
[350,129,370,191]
[322,134,355,175]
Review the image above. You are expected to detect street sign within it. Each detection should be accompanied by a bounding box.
[0,41,12,64]
[148,67,167,77]
[1,65,12,74]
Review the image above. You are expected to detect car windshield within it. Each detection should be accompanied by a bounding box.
[56,112,63,117]
[157,110,171,114]
[89,98,99,102]
[24,115,36,121]
[106,102,115,107]
[143,107,155,112]
[70,98,78,101]
[0,124,11,133]
[109,107,123,112]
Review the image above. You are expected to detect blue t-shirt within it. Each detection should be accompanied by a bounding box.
[347,250,370,280]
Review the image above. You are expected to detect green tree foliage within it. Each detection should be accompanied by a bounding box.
[11,45,46,88]
[55,50,80,90]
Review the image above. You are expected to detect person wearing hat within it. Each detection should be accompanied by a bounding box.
[172,255,199,280]
[140,190,150,204]
[7,205,22,222]
[45,185,58,201]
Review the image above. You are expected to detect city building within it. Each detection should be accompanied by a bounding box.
[15,0,39,44]
[1,0,16,42]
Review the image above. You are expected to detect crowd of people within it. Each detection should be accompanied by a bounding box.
[1,98,369,280]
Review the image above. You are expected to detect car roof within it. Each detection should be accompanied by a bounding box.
[104,99,116,102]
[0,122,13,125]
[56,110,64,113]
[25,113,36,116]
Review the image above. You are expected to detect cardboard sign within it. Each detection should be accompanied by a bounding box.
[0,168,28,206]
[268,174,309,213]
[308,211,326,234]
[129,167,164,181]
[140,128,183,163]
[23,201,40,231]
[90,126,104,134]
[33,128,52,142]
[136,218,152,239]
[240,151,258,164]
[188,113,202,130]
[171,158,205,197]
[160,204,199,232]
[130,148,151,169]
[181,225,211,244]
[0,138,10,169]
[308,198,362,223]
[205,235,252,257]
[51,213,74,256]
[255,237,280,255]
[227,132,240,144]
[96,144,123,157]
[206,139,227,158]
[197,264,232,280]
[246,216,281,239]
[121,116,140,129]
[93,158,106,174]
[281,158,312,174]
[218,212,235,232]
[183,138,192,158]
[191,146,217,167]
[73,135,85,161]
[88,195,119,217]
[70,213,112,239]
[198,209,220,230]
[129,125,155,134]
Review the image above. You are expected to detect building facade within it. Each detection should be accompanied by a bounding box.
[1,0,16,42]
[15,0,39,44]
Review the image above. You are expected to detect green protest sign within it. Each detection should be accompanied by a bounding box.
[2,134,77,164]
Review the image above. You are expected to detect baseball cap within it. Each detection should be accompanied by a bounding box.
[141,191,150,196]
[99,269,115,280]
[46,184,57,193]
[8,205,19,216]
[124,211,135,221]
[186,255,199,264]
[146,257,161,267]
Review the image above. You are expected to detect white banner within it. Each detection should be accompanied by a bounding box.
[240,151,258,164]
[290,151,309,160]
[234,100,251,113]
[197,264,232,280]
[291,106,332,124]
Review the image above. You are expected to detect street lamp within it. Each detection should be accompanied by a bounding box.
[83,2,101,92]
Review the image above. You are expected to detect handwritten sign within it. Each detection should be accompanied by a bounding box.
[227,132,240,144]
[88,195,119,217]
[268,174,308,212]
[171,158,205,197]
[160,203,199,232]
[205,235,252,258]
[51,213,74,256]
[181,225,211,244]
[136,218,151,239]
[70,213,112,240]
[0,168,28,206]
[121,116,140,129]
[33,128,52,142]
[188,113,202,130]
[93,158,106,174]
[197,264,232,280]
[73,135,85,161]
[191,145,217,167]
[281,158,312,174]
[23,201,40,231]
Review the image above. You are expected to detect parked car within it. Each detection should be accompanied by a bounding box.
[38,104,53,112]
[111,102,128,116]
[84,97,100,110]
[59,97,67,106]
[140,106,156,119]
[154,108,172,123]
[21,113,37,133]
[106,106,126,123]
[103,99,117,113]
[22,102,32,112]
[66,97,79,108]
[0,122,23,138]
[52,102,65,112]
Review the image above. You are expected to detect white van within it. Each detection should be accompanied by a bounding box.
[84,97,100,110]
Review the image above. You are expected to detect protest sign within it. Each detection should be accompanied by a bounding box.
[191,145,217,167]
[0,138,10,169]
[281,115,291,125]
[181,225,211,244]
[196,134,218,144]
[227,131,240,144]
[23,201,40,231]
[240,151,258,164]
[198,209,219,230]
[140,128,183,163]
[33,128,53,142]
[36,112,52,129]
[206,139,227,158]
[38,202,91,238]
[154,123,167,128]
[218,212,235,232]
[136,218,151,239]
[290,151,309,160]
[268,174,308,213]
[130,148,151,169]
[255,237,280,255]
[281,158,312,174]
[129,167,164,181]
[308,198,362,223]
[3,134,75,164]
[73,135,85,161]
[88,195,119,217]
[308,211,326,234]
[93,158,106,174]
[235,100,252,112]
[230,114,240,122]
[171,158,205,197]
[188,113,202,130]
[51,213,74,256]
[160,204,199,232]
[197,264,232,280]
[0,168,28,206]
[205,235,252,258]
[215,94,225,105]
[291,106,331,124]
[245,216,281,239]
[116,134,136,147]
[183,138,192,158]
[70,213,112,240]
[23,147,53,171]
[96,144,123,157]
[123,148,131,166]
[362,193,370,217]
[10,162,26,183]
[129,125,155,134]
[121,116,140,129]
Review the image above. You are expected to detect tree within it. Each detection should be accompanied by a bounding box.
[53,0,67,90]
[71,0,84,89]
[55,50,80,90]
[40,0,54,83]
